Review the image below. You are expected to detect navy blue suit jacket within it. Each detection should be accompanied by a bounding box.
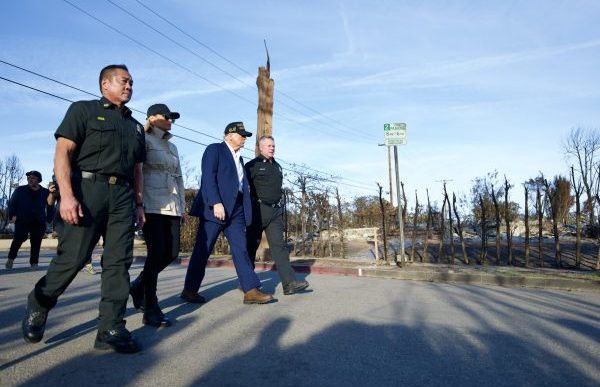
[189,142,252,226]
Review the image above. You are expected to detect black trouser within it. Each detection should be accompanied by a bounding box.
[141,213,181,305]
[28,178,135,333]
[246,202,296,286]
[8,220,46,265]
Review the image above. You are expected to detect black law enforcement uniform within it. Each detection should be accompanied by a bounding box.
[245,155,297,286]
[28,97,145,334]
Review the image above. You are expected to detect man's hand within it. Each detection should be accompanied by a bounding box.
[10,216,16,223]
[213,203,225,221]
[181,213,189,225]
[60,194,84,225]
[135,206,146,230]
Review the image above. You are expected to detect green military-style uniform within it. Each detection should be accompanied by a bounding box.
[245,155,297,286]
[29,97,145,333]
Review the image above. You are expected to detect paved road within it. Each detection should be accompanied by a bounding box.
[1,252,599,386]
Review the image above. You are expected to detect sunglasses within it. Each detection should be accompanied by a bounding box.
[162,114,176,123]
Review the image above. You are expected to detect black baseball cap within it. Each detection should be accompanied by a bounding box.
[26,170,42,182]
[146,103,180,120]
[224,122,252,137]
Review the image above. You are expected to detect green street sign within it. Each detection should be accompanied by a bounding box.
[383,123,407,146]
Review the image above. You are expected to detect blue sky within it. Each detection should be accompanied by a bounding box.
[2,0,600,209]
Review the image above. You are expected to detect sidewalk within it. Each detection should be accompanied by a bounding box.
[2,237,599,293]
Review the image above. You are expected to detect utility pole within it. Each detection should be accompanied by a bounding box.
[387,147,393,206]
[255,40,274,156]
[378,144,394,207]
[383,123,407,266]
[394,146,404,266]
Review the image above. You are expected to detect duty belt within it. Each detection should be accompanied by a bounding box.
[80,171,130,187]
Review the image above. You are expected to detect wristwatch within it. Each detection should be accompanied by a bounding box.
[135,202,145,209]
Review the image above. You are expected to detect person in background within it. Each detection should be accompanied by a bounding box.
[22,64,145,354]
[182,122,274,305]
[129,103,185,327]
[5,171,54,270]
[246,136,309,295]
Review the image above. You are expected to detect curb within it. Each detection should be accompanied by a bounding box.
[139,255,600,294]
[356,267,600,293]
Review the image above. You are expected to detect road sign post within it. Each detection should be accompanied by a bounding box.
[384,123,406,146]
[384,123,407,266]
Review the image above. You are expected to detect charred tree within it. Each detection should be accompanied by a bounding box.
[491,184,502,265]
[335,187,346,259]
[400,181,408,262]
[423,189,432,263]
[536,187,544,268]
[504,176,513,265]
[479,194,488,265]
[542,176,562,266]
[524,185,530,267]
[438,193,446,263]
[377,183,388,262]
[452,193,469,264]
[410,190,420,263]
[571,167,583,268]
[443,183,455,264]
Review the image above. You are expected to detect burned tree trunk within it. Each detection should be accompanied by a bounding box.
[479,194,487,265]
[491,185,501,265]
[504,176,513,265]
[542,178,562,267]
[423,189,432,263]
[443,183,454,264]
[335,187,346,259]
[400,181,408,262]
[438,194,446,263]
[452,193,469,264]
[536,187,544,268]
[571,167,582,268]
[524,185,530,267]
[255,53,274,155]
[410,190,420,263]
[377,183,388,262]
[254,48,275,260]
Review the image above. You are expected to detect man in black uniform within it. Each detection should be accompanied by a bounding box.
[246,136,309,295]
[5,171,54,270]
[22,64,146,353]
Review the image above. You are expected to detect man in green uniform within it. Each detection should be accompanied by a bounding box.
[246,135,309,295]
[22,64,146,353]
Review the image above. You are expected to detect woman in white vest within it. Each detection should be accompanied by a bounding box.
[130,103,186,327]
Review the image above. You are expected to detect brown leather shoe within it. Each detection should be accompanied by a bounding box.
[180,289,207,304]
[243,288,274,304]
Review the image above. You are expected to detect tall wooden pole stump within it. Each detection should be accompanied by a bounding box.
[254,51,275,262]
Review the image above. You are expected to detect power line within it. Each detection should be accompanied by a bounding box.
[0,76,74,103]
[122,0,379,142]
[62,0,257,107]
[0,71,375,192]
[65,0,346,142]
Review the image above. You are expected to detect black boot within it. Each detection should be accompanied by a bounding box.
[143,297,171,327]
[129,273,144,310]
[94,327,141,353]
[22,305,48,343]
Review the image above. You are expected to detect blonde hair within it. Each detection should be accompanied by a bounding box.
[144,118,152,132]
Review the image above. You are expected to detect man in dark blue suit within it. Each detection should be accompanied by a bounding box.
[181,122,274,304]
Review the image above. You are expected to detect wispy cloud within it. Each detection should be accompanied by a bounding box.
[344,37,600,88]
